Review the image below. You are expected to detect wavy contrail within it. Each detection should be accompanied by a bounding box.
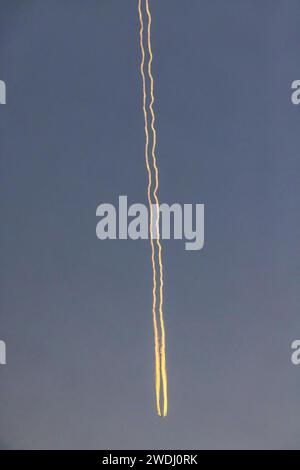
[138,0,161,417]
[138,0,168,417]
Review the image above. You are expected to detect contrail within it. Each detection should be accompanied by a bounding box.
[138,0,162,417]
[138,0,168,417]
[145,0,168,417]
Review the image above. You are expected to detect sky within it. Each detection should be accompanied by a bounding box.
[0,0,300,449]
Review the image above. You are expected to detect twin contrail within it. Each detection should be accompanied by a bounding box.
[138,0,168,417]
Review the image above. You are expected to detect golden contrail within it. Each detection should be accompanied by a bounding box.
[138,0,161,417]
[138,0,168,417]
[145,0,168,417]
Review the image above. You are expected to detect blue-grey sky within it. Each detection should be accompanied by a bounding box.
[0,0,300,449]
